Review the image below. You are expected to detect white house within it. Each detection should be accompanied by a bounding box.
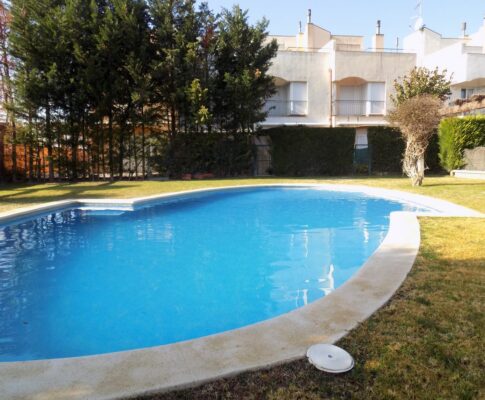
[262,11,485,145]
[403,18,485,103]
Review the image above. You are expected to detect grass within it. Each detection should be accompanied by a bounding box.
[1,175,484,213]
[1,176,484,399]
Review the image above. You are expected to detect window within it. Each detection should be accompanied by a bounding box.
[339,85,366,115]
[336,82,385,116]
[367,82,385,114]
[289,82,308,115]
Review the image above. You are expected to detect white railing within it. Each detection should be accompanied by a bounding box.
[335,100,385,116]
[264,100,308,117]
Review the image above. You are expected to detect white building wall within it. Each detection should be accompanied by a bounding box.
[262,51,330,127]
[263,16,485,131]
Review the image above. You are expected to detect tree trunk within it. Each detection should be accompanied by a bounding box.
[413,155,425,186]
[96,124,101,180]
[70,116,78,182]
[36,141,41,181]
[108,107,114,180]
[0,123,5,182]
[28,143,34,182]
[46,104,54,181]
[101,121,106,180]
[118,126,124,179]
[11,119,17,181]
[23,142,27,178]
[132,124,137,179]
[81,113,87,179]
[141,109,146,179]
[57,124,62,181]
[404,140,427,187]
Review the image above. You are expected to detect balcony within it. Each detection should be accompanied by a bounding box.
[334,100,385,116]
[264,100,308,117]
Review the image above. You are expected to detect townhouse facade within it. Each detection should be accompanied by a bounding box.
[261,11,485,146]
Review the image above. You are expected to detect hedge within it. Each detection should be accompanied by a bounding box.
[153,131,253,177]
[267,127,355,176]
[438,116,485,171]
[367,127,404,173]
[368,126,442,174]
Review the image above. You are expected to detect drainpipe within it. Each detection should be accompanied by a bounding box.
[329,68,333,127]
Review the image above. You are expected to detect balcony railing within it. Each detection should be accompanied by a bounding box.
[334,100,385,116]
[264,100,308,117]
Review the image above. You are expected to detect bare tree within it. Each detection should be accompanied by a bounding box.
[388,94,442,186]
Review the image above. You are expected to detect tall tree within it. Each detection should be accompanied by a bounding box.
[213,5,277,133]
[150,0,200,140]
[114,0,150,178]
[0,0,17,181]
[6,0,278,181]
[93,0,129,179]
[9,0,66,181]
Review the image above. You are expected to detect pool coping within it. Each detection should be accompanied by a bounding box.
[0,184,482,400]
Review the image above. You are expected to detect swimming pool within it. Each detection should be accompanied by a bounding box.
[0,186,427,361]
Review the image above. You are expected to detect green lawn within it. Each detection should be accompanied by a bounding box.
[1,176,484,213]
[1,176,484,399]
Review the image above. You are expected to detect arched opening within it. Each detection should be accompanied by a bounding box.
[265,76,308,117]
[334,76,385,116]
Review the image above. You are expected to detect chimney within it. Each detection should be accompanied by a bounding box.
[307,9,312,24]
[461,21,467,37]
[372,20,384,52]
[299,21,302,34]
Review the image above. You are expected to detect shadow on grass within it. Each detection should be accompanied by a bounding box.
[0,181,133,206]
[419,181,485,187]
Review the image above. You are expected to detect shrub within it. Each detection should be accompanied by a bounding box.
[438,116,485,171]
[267,127,355,176]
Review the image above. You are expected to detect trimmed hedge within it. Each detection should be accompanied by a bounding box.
[154,131,253,177]
[368,127,404,173]
[368,126,442,174]
[268,127,355,176]
[438,116,485,171]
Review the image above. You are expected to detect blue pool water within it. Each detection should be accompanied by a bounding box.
[0,187,423,361]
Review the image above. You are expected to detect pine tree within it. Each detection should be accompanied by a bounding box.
[150,0,200,139]
[9,0,66,181]
[213,6,277,133]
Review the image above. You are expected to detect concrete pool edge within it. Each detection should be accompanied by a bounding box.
[0,184,483,224]
[0,184,482,400]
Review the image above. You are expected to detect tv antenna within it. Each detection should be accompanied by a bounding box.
[411,0,425,31]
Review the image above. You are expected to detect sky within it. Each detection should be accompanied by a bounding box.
[196,0,485,48]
